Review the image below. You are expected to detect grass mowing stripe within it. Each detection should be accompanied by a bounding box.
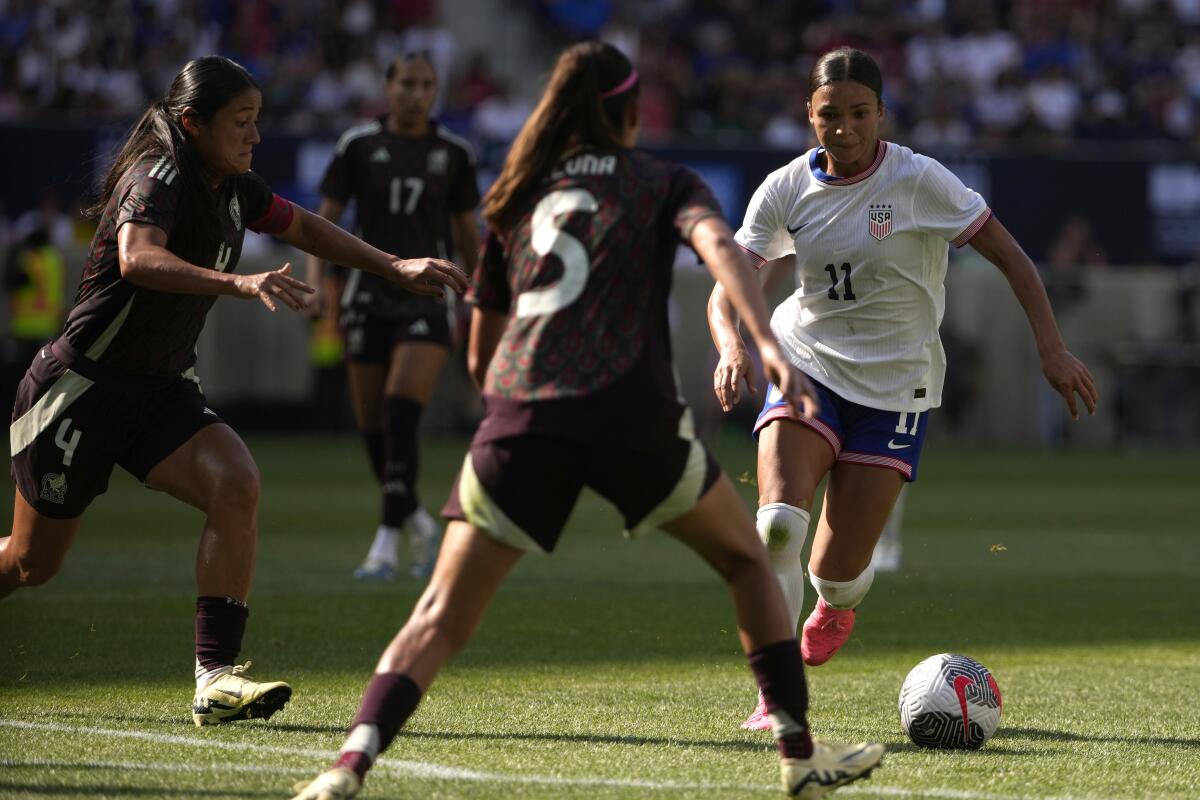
[0,719,1103,800]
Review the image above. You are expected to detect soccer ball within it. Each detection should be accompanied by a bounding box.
[898,653,1002,749]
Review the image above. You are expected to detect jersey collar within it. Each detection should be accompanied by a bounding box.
[809,140,888,186]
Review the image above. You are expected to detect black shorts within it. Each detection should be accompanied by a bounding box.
[442,433,721,553]
[9,345,222,518]
[344,312,451,364]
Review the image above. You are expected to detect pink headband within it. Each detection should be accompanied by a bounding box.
[600,68,639,99]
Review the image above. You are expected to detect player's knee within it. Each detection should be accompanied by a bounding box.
[711,541,771,587]
[11,549,65,588]
[810,564,875,610]
[756,503,810,563]
[212,461,262,515]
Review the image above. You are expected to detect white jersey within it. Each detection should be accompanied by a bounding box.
[735,140,989,412]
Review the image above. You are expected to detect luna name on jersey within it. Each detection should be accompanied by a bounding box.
[551,153,616,180]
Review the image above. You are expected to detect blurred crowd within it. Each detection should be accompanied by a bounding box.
[0,0,466,133]
[3,0,1200,151]
[551,0,1200,148]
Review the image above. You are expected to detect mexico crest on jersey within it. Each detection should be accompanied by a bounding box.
[229,195,242,230]
[40,472,67,504]
[868,204,892,241]
[427,148,448,174]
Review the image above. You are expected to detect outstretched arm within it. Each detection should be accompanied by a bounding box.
[691,217,817,418]
[968,214,1098,419]
[119,222,313,312]
[708,254,792,412]
[276,203,469,297]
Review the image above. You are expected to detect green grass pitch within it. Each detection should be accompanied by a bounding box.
[2,434,1197,799]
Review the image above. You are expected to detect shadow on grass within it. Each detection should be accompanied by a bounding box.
[42,710,314,733]
[876,741,1029,756]
[996,726,1200,749]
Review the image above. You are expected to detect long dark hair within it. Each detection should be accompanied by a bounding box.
[809,47,884,105]
[482,41,638,232]
[89,56,259,221]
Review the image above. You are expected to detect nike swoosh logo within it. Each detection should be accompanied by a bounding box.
[786,221,806,235]
[886,440,910,450]
[986,673,1002,709]
[953,675,973,742]
[213,686,243,699]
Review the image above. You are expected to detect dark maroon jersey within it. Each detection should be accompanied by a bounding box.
[470,147,722,450]
[60,154,277,377]
[320,118,479,320]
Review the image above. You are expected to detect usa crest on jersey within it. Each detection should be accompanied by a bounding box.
[868,204,892,241]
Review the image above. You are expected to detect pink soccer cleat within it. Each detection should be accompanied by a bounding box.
[741,692,773,731]
[800,599,856,666]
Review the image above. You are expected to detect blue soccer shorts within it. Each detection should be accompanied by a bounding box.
[753,378,930,481]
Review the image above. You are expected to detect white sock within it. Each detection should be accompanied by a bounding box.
[810,565,875,610]
[756,503,811,629]
[195,658,231,691]
[365,525,402,564]
[341,723,381,761]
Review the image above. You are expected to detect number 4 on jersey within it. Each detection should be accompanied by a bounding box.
[55,418,82,466]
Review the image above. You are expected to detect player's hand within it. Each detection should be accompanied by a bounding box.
[760,341,819,419]
[233,262,315,312]
[713,342,756,413]
[1041,347,1098,420]
[387,257,469,297]
[302,285,324,318]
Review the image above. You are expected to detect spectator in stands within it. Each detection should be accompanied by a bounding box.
[5,1,1200,146]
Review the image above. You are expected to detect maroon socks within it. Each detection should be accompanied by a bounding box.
[335,672,423,780]
[195,596,248,676]
[748,639,814,759]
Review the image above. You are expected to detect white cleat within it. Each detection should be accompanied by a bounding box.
[352,557,397,581]
[781,741,885,797]
[291,767,361,800]
[405,507,442,578]
[191,661,291,726]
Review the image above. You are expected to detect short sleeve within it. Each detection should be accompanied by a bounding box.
[912,159,991,247]
[114,158,182,234]
[467,231,511,313]
[237,170,274,223]
[668,166,723,243]
[733,168,794,263]
[319,149,352,204]
[448,146,481,213]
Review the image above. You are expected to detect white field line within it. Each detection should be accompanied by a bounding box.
[1,758,300,776]
[0,718,1103,800]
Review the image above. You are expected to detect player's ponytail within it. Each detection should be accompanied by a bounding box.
[809,47,884,106]
[89,56,259,222]
[483,41,638,232]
